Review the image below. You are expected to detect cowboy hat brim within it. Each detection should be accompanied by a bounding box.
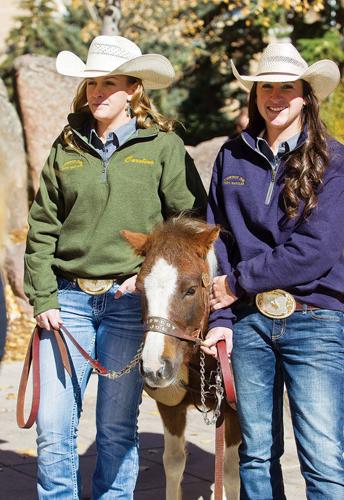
[230,59,340,100]
[56,51,175,89]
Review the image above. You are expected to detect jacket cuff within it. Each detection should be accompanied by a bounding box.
[208,307,234,331]
[33,294,60,317]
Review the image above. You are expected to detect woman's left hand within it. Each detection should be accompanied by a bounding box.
[114,275,138,299]
[201,327,233,359]
[210,275,238,310]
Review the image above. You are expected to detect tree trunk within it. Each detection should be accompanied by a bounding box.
[101,0,121,36]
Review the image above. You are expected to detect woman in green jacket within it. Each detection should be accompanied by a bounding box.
[24,35,206,500]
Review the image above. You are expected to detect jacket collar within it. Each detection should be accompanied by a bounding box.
[67,111,160,147]
[241,127,308,154]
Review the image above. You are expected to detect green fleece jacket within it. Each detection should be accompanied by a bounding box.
[24,112,207,316]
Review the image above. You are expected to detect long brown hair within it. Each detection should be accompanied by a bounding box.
[248,81,329,219]
[62,76,176,150]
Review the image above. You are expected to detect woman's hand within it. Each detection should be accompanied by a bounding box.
[35,309,62,331]
[210,275,238,310]
[201,327,233,359]
[114,274,138,299]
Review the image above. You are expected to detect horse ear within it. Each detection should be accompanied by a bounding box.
[196,226,221,256]
[121,230,149,255]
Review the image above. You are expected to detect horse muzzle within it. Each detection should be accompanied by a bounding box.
[140,357,175,388]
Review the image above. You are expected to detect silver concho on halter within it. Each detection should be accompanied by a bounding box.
[255,289,296,319]
[77,279,113,295]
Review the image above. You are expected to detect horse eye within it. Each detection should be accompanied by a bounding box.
[185,287,196,296]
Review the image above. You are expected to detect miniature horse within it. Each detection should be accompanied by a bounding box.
[122,217,240,500]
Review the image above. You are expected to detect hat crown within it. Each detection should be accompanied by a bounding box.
[86,35,142,70]
[257,42,308,77]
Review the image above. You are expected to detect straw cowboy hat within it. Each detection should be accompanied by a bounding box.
[231,42,340,100]
[56,35,175,89]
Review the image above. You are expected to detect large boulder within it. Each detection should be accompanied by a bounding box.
[186,136,228,193]
[0,78,28,299]
[14,54,81,193]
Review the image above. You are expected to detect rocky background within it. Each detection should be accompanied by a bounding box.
[0,50,226,359]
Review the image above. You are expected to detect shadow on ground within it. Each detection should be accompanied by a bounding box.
[1,432,215,500]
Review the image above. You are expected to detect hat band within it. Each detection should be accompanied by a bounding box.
[257,71,301,77]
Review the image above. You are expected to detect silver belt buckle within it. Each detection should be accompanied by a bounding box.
[255,289,296,319]
[77,278,114,295]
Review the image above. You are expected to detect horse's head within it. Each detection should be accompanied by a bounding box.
[122,217,219,389]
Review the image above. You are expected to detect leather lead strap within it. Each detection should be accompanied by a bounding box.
[214,410,225,500]
[217,339,236,405]
[16,326,40,429]
[16,325,110,429]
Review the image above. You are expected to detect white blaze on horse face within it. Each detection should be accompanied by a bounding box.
[143,257,178,372]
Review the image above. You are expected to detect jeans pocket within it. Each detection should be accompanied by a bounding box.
[310,309,343,322]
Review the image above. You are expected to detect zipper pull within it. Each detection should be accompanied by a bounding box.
[101,160,109,181]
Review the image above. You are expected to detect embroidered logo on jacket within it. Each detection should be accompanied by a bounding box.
[224,175,245,186]
[61,160,84,171]
[124,155,154,165]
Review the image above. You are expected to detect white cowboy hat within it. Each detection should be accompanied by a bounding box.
[231,42,340,100]
[56,35,175,89]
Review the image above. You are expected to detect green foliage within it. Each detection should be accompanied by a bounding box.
[321,83,344,144]
[1,0,342,144]
[297,28,344,68]
[0,0,88,96]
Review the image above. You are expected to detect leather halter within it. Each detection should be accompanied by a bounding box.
[144,272,210,344]
[144,316,205,345]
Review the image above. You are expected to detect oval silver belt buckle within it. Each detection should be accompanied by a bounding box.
[77,279,113,295]
[255,289,296,319]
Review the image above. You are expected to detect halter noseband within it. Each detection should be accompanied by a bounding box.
[144,316,205,346]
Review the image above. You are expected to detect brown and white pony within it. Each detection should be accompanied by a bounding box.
[122,217,240,500]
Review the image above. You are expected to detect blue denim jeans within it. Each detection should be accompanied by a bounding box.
[232,304,344,500]
[37,277,144,499]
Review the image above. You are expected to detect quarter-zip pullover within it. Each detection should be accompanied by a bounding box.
[208,128,344,329]
[25,112,207,316]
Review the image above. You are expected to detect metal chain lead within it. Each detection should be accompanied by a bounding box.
[200,350,224,425]
[96,341,144,380]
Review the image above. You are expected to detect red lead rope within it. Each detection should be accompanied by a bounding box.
[216,339,237,405]
[16,325,110,429]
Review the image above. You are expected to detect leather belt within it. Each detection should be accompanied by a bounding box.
[294,301,319,311]
[255,289,320,319]
[57,272,134,295]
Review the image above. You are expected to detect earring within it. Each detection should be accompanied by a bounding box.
[125,100,132,118]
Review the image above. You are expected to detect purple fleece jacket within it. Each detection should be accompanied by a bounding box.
[207,129,344,330]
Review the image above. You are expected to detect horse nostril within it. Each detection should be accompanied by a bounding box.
[160,358,173,380]
[141,359,174,385]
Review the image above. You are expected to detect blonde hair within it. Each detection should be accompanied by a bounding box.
[62,76,176,150]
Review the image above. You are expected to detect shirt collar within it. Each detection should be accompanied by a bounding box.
[256,131,301,159]
[88,117,137,149]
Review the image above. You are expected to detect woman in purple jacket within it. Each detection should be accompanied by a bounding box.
[203,43,344,499]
